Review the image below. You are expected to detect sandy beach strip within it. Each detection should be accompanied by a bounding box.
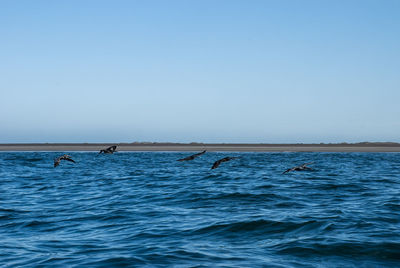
[0,143,400,152]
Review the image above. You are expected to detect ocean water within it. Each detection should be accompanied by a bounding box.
[0,152,399,267]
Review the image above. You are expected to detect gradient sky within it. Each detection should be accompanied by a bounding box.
[1,0,399,143]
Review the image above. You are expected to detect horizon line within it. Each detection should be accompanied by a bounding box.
[1,141,400,145]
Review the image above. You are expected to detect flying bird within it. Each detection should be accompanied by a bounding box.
[99,145,117,154]
[282,162,314,174]
[177,150,206,161]
[211,157,238,169]
[54,154,76,167]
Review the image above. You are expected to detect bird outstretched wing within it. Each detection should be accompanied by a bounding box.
[211,157,238,169]
[54,155,75,167]
[108,145,117,152]
[211,159,223,169]
[177,150,206,161]
[63,157,76,163]
[282,167,294,174]
[99,145,117,153]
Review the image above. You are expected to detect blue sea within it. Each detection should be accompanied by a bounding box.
[0,152,399,267]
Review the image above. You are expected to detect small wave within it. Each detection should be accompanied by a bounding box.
[192,219,325,237]
[26,158,44,162]
[22,220,53,228]
[83,257,146,266]
[374,178,396,184]
[383,202,400,211]
[0,215,15,221]
[316,183,364,191]
[4,157,20,161]
[203,174,221,179]
[0,208,30,214]
[255,184,275,189]
[275,241,400,261]
[274,201,306,208]
[208,192,285,202]
[138,249,238,264]
[38,186,50,191]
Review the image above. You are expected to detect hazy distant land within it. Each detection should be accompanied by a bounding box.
[1,142,400,152]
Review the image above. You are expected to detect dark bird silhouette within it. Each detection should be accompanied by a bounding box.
[99,145,117,154]
[211,157,238,169]
[54,154,76,167]
[282,162,314,174]
[177,150,206,161]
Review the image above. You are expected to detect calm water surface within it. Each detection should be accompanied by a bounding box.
[0,152,399,267]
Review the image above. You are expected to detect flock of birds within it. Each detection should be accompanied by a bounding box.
[54,145,314,174]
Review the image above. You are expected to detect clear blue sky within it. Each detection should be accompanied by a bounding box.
[1,0,399,143]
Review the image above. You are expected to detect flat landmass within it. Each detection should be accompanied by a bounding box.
[1,142,400,152]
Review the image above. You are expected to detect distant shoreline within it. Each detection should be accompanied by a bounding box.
[1,143,400,152]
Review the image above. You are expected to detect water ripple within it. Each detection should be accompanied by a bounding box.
[0,152,399,267]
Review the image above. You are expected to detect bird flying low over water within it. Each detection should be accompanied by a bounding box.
[54,155,76,167]
[177,150,206,161]
[282,162,314,174]
[211,157,239,169]
[99,145,117,154]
